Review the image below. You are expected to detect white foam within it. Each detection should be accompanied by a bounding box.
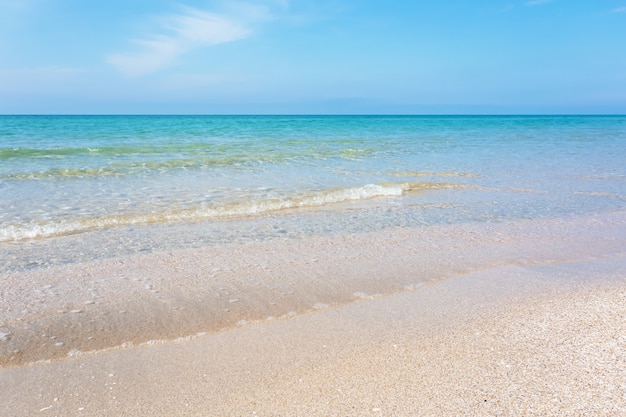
[67,349,83,357]
[0,182,426,242]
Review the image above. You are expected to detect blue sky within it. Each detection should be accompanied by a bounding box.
[0,0,625,114]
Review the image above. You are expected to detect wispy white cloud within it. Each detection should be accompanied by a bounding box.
[611,6,626,13]
[524,0,553,6]
[107,6,263,77]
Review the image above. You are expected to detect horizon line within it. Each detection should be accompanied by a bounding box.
[2,113,625,117]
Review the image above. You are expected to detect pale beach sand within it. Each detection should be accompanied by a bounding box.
[1,212,626,416]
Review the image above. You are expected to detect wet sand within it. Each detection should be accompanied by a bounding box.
[1,212,626,415]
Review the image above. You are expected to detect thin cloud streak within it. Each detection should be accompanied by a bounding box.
[107,7,252,77]
[611,6,626,13]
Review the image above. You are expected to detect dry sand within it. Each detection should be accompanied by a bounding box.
[1,259,625,416]
[1,212,626,416]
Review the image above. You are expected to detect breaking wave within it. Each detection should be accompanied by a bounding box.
[0,181,456,242]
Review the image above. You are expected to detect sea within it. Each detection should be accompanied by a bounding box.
[1,115,625,274]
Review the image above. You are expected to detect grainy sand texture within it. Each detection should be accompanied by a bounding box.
[1,212,626,416]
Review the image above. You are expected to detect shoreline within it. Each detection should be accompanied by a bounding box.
[1,210,626,415]
[1,257,625,416]
[2,210,626,367]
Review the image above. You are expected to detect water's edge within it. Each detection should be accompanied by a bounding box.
[2,210,625,368]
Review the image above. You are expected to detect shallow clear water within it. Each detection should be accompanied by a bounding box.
[1,115,625,272]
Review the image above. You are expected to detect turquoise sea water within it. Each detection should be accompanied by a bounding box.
[1,115,625,272]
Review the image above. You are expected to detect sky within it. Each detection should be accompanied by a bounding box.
[0,0,625,114]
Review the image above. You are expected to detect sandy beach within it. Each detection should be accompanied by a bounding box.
[1,211,626,416]
[2,0,625,412]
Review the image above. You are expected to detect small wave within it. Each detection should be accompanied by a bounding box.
[390,170,479,178]
[2,157,286,179]
[0,181,455,242]
[0,145,142,159]
[1,146,378,180]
